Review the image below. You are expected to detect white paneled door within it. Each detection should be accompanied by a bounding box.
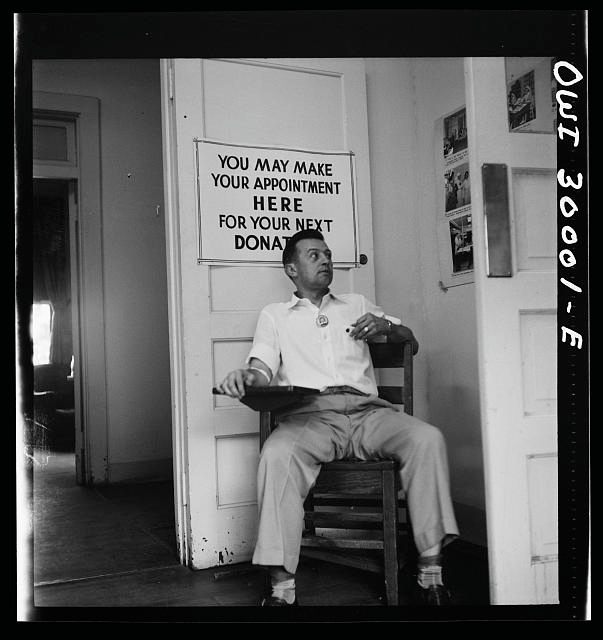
[465,57,558,603]
[161,59,375,569]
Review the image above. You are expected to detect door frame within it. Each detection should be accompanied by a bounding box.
[32,91,107,485]
[159,59,191,565]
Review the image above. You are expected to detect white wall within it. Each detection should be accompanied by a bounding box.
[365,58,429,416]
[366,58,486,545]
[32,60,172,481]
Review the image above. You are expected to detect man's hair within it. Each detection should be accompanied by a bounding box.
[282,229,325,266]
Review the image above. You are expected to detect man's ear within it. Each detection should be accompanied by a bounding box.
[284,262,297,279]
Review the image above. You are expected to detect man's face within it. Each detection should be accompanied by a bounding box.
[288,238,333,289]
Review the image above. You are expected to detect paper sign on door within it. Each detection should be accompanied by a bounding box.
[195,139,359,265]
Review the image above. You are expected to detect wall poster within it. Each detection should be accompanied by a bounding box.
[507,69,537,131]
[504,57,558,134]
[435,106,474,288]
[194,139,359,265]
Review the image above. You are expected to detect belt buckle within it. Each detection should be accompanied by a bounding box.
[322,385,356,395]
[321,386,338,395]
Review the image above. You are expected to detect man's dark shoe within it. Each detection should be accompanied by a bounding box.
[416,584,451,606]
[260,595,299,606]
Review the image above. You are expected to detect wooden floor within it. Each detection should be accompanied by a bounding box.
[23,451,491,621]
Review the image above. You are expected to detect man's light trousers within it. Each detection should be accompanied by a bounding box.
[252,393,459,575]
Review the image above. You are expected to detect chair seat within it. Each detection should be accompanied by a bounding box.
[322,458,399,471]
[310,459,400,497]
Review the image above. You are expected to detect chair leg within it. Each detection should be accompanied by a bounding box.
[382,468,399,606]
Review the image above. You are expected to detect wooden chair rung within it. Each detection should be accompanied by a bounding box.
[300,548,384,574]
[305,511,383,529]
[311,493,407,506]
[305,510,382,522]
[301,534,384,550]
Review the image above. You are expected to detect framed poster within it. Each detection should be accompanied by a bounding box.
[194,139,359,265]
[434,106,474,288]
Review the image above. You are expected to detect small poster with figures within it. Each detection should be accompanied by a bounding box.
[435,106,474,288]
[507,69,537,131]
[443,107,468,166]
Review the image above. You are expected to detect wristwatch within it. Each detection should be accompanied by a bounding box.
[384,319,393,335]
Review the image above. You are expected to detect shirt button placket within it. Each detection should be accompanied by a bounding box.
[326,329,338,379]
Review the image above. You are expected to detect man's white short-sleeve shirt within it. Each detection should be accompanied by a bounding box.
[246,292,401,395]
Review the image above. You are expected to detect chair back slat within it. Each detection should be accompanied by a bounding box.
[377,386,404,405]
[368,342,405,368]
[371,341,413,415]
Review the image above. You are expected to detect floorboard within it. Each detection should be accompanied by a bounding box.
[32,453,178,585]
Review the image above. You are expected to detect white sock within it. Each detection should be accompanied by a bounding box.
[271,577,296,604]
[417,564,444,589]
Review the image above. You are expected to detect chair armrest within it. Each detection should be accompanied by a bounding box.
[212,385,319,412]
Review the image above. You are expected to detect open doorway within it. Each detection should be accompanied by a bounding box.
[29,170,178,588]
[30,179,77,470]
[29,171,178,589]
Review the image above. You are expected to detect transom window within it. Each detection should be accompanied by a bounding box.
[33,116,77,166]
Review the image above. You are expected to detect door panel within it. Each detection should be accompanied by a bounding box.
[163,58,374,569]
[512,169,557,272]
[465,57,558,604]
[519,311,557,417]
[215,434,260,507]
[209,265,293,311]
[202,59,345,149]
[527,453,559,603]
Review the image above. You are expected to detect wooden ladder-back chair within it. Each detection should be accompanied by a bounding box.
[250,340,415,606]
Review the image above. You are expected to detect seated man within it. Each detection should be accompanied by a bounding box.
[217,229,459,606]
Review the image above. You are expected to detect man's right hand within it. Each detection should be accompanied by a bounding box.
[216,368,257,399]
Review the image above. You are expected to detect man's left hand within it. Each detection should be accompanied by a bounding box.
[348,313,390,341]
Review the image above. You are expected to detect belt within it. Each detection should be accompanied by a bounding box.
[320,385,368,396]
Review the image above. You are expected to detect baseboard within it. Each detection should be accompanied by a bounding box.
[108,457,173,483]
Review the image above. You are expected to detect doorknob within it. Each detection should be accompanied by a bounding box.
[359,254,368,265]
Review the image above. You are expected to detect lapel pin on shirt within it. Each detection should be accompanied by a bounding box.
[316,314,329,328]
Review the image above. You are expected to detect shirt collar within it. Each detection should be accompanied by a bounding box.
[286,290,345,309]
